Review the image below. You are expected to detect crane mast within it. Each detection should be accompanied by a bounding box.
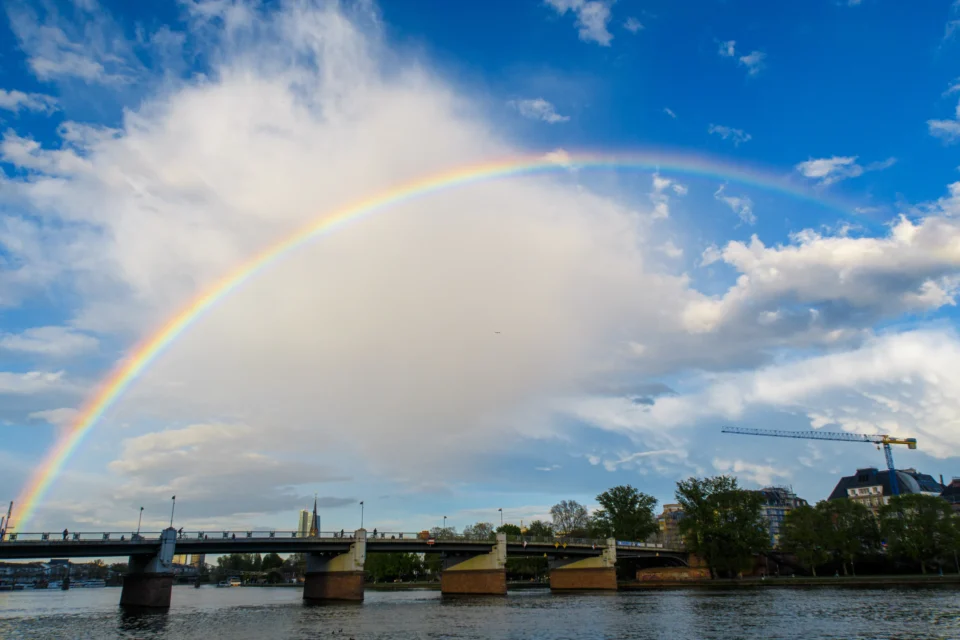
[721,427,917,496]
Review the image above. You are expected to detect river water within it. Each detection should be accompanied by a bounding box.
[1,585,957,639]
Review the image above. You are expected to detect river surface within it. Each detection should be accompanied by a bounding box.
[1,585,957,639]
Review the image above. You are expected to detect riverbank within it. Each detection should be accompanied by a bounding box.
[620,574,960,590]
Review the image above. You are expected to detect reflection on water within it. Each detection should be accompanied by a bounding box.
[1,584,958,639]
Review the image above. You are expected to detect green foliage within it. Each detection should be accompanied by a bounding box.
[261,552,284,572]
[364,552,424,583]
[429,527,456,539]
[591,485,658,541]
[879,494,959,574]
[463,522,496,540]
[550,500,590,538]
[524,520,554,539]
[675,475,770,578]
[780,505,829,576]
[817,499,880,576]
[496,524,522,536]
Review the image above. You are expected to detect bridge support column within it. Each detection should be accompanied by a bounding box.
[440,533,507,596]
[303,529,366,602]
[120,527,176,608]
[549,538,617,591]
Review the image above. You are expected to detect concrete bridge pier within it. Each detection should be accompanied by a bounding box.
[120,527,177,608]
[440,533,507,596]
[303,529,366,602]
[549,538,617,591]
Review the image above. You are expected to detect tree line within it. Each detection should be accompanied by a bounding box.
[201,477,960,583]
[781,493,959,576]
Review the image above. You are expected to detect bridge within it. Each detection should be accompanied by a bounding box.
[0,528,687,608]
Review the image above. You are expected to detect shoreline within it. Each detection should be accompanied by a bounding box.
[233,575,960,591]
[620,575,960,589]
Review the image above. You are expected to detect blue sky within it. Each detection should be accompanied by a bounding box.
[1,0,960,535]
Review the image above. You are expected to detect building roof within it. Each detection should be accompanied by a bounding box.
[941,479,960,503]
[828,467,944,501]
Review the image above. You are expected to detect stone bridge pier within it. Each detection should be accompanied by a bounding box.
[440,533,507,595]
[548,538,617,591]
[120,527,177,608]
[303,529,366,602]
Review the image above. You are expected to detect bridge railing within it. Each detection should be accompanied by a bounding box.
[0,530,361,543]
[0,531,168,543]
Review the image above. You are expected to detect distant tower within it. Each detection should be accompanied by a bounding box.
[297,510,310,538]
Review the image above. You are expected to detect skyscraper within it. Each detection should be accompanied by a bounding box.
[297,509,310,538]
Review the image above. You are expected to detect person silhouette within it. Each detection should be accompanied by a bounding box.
[62,528,68,541]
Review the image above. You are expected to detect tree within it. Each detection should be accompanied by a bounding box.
[524,520,554,539]
[591,485,658,541]
[365,552,423,583]
[550,500,590,538]
[780,505,829,576]
[497,524,522,537]
[675,476,770,578]
[429,526,456,539]
[462,522,495,540]
[879,494,959,574]
[818,499,879,576]
[261,552,284,572]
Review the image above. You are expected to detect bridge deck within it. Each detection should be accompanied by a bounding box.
[0,530,684,560]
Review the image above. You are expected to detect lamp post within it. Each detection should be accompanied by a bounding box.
[360,501,364,529]
[443,515,447,535]
[169,496,176,528]
[137,507,143,535]
[498,508,503,528]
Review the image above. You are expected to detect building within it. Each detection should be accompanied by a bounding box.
[190,554,206,567]
[656,504,684,547]
[297,509,311,538]
[941,478,960,512]
[757,486,808,548]
[827,467,945,515]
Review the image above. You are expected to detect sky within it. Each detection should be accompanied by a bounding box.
[1,0,960,536]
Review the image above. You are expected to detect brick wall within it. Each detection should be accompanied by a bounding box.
[120,573,174,608]
[549,567,616,590]
[440,569,507,595]
[636,566,710,581]
[303,570,365,601]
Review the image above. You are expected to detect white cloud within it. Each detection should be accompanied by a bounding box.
[509,98,570,123]
[929,97,960,144]
[5,0,141,83]
[658,241,683,259]
[623,17,643,33]
[663,107,677,119]
[650,172,679,219]
[738,51,766,76]
[682,194,960,336]
[713,458,787,487]
[795,155,896,186]
[544,0,614,46]
[708,124,751,146]
[0,89,57,113]
[0,326,98,357]
[1,0,701,523]
[718,40,736,57]
[28,407,79,435]
[718,41,766,76]
[714,185,756,226]
[0,370,66,395]
[542,148,573,167]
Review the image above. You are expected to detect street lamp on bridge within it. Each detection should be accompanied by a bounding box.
[498,508,503,528]
[360,501,364,529]
[137,507,143,535]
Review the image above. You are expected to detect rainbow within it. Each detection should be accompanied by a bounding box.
[11,150,854,528]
